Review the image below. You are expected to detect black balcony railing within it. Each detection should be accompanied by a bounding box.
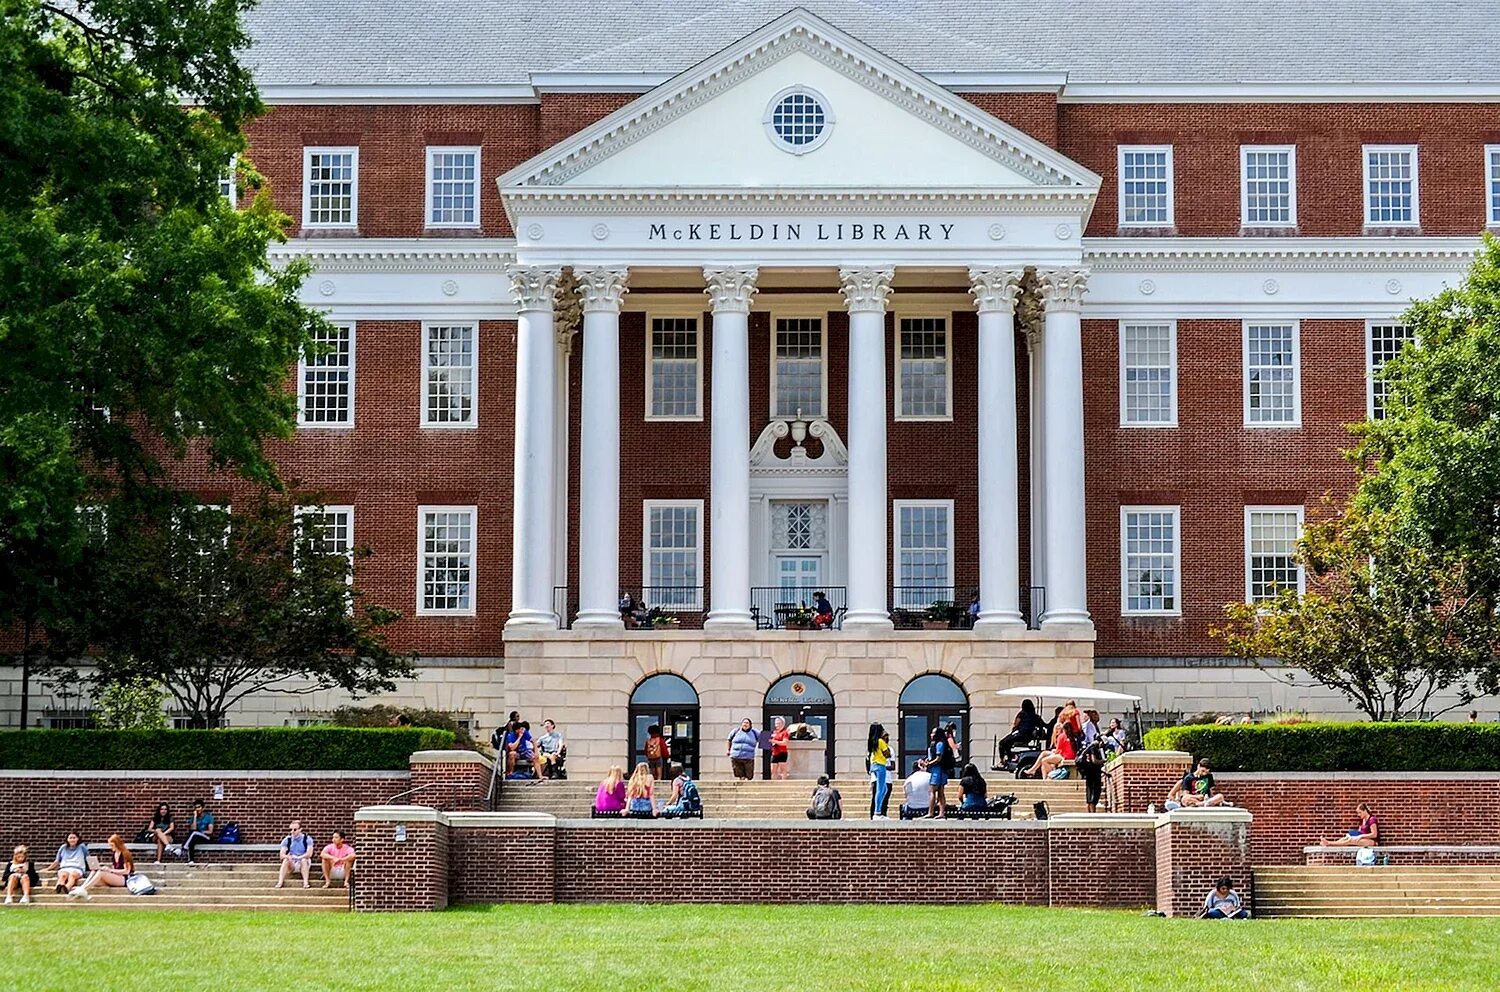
[750,586,847,630]
[889,586,979,629]
[552,586,578,629]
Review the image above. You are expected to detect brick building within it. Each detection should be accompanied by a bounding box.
[8,1,1499,765]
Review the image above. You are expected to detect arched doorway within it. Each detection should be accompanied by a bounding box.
[628,673,699,779]
[762,673,835,779]
[898,673,970,776]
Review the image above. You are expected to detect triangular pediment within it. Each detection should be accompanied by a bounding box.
[500,8,1099,194]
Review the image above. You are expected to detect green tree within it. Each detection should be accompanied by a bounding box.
[0,2,328,713]
[48,495,414,728]
[94,677,168,730]
[1216,504,1500,720]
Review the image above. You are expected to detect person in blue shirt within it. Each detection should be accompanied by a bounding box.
[1203,877,1250,919]
[726,718,760,780]
[276,820,316,889]
[173,800,215,866]
[505,721,536,778]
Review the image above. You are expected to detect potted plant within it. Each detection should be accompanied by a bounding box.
[922,600,954,630]
[649,611,680,629]
[783,605,816,630]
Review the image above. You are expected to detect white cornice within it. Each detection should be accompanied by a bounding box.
[505,187,1096,217]
[257,83,537,105]
[1060,82,1500,104]
[269,238,516,273]
[1084,236,1478,272]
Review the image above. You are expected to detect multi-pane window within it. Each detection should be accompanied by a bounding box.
[1120,322,1176,426]
[1241,146,1295,226]
[174,504,230,592]
[76,504,108,544]
[772,317,824,418]
[1367,322,1416,420]
[418,506,475,615]
[298,323,354,427]
[219,155,238,208]
[1487,146,1500,226]
[644,501,702,610]
[1246,507,1303,603]
[647,316,701,419]
[897,317,950,419]
[303,148,357,227]
[423,324,477,426]
[1244,322,1300,425]
[1364,145,1418,225]
[894,500,953,609]
[1118,146,1173,227]
[296,505,354,574]
[1121,507,1180,615]
[427,147,479,227]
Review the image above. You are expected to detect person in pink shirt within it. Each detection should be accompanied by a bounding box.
[593,765,627,814]
[320,831,357,888]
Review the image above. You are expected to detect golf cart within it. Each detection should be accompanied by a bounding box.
[989,685,1145,775]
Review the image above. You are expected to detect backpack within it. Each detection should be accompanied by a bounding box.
[218,823,241,844]
[678,778,702,812]
[810,786,840,819]
[125,873,156,895]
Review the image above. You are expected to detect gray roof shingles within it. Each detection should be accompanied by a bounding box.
[241,0,1500,87]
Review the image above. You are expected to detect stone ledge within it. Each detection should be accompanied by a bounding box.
[1046,813,1158,829]
[1155,807,1253,827]
[353,804,447,823]
[1222,770,1500,781]
[1103,749,1191,772]
[0,768,409,780]
[446,812,556,828]
[556,816,1053,829]
[1303,844,1500,854]
[410,749,493,768]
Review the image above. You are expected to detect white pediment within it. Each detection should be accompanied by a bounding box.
[500,8,1099,195]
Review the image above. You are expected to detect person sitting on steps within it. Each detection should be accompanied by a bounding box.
[806,775,842,820]
[321,830,357,888]
[3,845,39,905]
[276,820,316,889]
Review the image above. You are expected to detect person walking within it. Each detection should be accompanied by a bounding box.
[726,718,760,780]
[867,723,894,819]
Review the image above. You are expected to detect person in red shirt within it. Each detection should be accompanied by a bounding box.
[769,716,791,780]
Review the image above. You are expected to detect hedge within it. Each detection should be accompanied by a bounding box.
[0,727,455,771]
[1142,722,1500,772]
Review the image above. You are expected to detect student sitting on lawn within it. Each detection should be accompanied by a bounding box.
[1165,759,1228,809]
[276,820,316,889]
[46,832,90,894]
[321,831,357,888]
[1322,802,1380,847]
[1202,876,1250,919]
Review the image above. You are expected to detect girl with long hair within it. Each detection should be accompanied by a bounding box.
[593,765,627,814]
[68,834,133,899]
[867,723,894,819]
[625,762,657,816]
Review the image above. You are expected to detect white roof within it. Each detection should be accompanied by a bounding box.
[242,0,1500,89]
[995,685,1143,703]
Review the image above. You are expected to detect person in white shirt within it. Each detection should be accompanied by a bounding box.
[901,768,931,818]
[1203,876,1250,919]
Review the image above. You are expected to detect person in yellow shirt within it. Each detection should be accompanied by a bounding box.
[867,723,895,819]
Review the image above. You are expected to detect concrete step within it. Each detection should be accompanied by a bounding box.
[23,900,345,912]
[1253,865,1500,918]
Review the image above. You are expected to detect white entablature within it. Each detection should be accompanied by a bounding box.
[497,8,1100,269]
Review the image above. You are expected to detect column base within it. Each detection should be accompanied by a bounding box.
[505,609,560,629]
[704,610,756,630]
[572,611,624,629]
[841,610,894,631]
[1041,608,1092,628]
[974,611,1026,629]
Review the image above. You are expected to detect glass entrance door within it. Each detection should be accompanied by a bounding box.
[762,673,835,779]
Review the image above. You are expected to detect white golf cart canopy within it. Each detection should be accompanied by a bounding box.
[995,685,1142,704]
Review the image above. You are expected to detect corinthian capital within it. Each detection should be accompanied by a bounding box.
[1036,267,1090,313]
[838,267,895,314]
[574,267,630,313]
[505,264,563,313]
[703,266,759,313]
[967,267,1027,315]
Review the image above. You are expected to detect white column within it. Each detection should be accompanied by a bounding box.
[703,266,758,629]
[1036,267,1090,626]
[839,266,895,630]
[506,265,563,627]
[573,268,630,628]
[969,267,1026,627]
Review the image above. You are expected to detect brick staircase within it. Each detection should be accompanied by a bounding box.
[494,777,1088,819]
[1255,866,1500,917]
[18,863,349,912]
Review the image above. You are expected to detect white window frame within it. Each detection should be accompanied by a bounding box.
[294,504,355,569]
[424,145,481,230]
[420,322,479,429]
[296,322,355,428]
[769,311,828,420]
[892,498,956,605]
[1486,145,1500,227]
[1120,505,1182,617]
[416,505,477,617]
[1117,145,1175,228]
[1242,320,1302,428]
[641,499,704,611]
[894,313,953,422]
[644,310,704,422]
[1365,320,1416,421]
[1239,144,1297,228]
[1244,505,1305,603]
[220,154,238,209]
[1118,320,1178,427]
[1362,144,1419,228]
[302,146,359,229]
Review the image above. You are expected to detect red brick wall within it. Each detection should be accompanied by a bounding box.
[449,826,556,903]
[353,815,449,911]
[1085,318,1367,657]
[1218,774,1500,866]
[408,760,494,812]
[959,92,1060,148]
[1155,816,1252,917]
[0,772,406,850]
[538,93,636,149]
[1104,754,1193,813]
[1060,103,1500,237]
[1047,826,1156,907]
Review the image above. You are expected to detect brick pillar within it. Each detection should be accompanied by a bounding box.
[1154,808,1253,917]
[352,806,450,912]
[1103,750,1192,812]
[408,750,495,812]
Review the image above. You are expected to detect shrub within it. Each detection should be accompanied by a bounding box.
[1143,722,1500,772]
[0,727,454,771]
[326,704,475,747]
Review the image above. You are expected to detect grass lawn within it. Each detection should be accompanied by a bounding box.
[3,904,1498,991]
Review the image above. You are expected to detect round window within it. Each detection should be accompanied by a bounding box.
[764,87,833,154]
